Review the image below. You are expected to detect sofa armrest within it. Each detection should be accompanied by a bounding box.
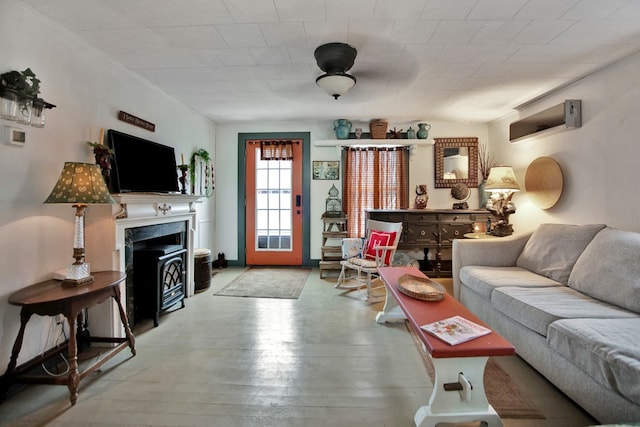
[452,232,533,299]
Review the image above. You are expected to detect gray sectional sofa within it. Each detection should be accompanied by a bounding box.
[452,223,640,424]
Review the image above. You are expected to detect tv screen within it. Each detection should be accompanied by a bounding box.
[108,129,180,193]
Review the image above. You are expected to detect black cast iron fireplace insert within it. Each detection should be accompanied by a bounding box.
[125,221,187,328]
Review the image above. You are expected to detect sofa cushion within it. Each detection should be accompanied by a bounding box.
[548,318,640,406]
[491,286,637,336]
[516,223,606,285]
[569,227,640,313]
[460,265,563,301]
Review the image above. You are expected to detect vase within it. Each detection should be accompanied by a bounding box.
[406,127,416,139]
[0,89,18,120]
[334,119,352,139]
[417,123,431,139]
[479,180,489,209]
[15,98,32,125]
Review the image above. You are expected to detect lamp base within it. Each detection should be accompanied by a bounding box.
[492,222,514,237]
[62,262,94,287]
[62,275,95,287]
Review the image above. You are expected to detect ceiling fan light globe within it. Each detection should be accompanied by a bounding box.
[316,73,356,99]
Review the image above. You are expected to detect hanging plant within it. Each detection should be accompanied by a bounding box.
[0,68,40,111]
[190,148,214,197]
[87,141,114,179]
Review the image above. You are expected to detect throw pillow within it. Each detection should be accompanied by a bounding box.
[516,223,606,284]
[364,230,397,265]
[568,228,640,313]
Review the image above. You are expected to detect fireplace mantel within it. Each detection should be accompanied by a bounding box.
[112,193,201,220]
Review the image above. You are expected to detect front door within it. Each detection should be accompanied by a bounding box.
[245,140,303,265]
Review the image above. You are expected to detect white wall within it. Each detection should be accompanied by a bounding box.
[488,51,640,235]
[0,1,215,369]
[215,120,488,261]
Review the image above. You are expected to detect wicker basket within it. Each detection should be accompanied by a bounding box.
[396,274,446,301]
[369,120,388,139]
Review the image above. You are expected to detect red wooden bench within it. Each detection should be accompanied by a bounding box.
[377,266,515,427]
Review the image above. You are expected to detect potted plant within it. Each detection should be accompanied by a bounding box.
[478,142,497,209]
[0,68,55,125]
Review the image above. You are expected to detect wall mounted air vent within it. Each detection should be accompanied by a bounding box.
[510,99,581,143]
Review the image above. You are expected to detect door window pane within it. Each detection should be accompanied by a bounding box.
[254,147,292,251]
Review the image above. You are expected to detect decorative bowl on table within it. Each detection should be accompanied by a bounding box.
[396,274,446,301]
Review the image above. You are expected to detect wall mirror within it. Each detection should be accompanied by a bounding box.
[434,137,478,188]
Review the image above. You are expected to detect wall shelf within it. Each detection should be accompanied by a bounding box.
[510,100,581,142]
[313,138,432,147]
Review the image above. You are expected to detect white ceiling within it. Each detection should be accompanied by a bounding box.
[21,0,640,123]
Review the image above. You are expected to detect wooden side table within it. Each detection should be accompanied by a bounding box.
[1,271,136,405]
[463,232,499,239]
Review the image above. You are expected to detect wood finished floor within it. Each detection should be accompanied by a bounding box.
[0,267,597,426]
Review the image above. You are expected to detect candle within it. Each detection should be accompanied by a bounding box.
[99,128,104,145]
[181,153,185,165]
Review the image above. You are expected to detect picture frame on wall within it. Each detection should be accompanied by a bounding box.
[313,161,339,180]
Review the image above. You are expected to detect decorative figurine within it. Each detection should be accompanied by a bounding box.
[178,164,189,194]
[415,184,428,209]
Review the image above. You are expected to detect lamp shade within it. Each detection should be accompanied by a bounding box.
[484,166,520,192]
[44,162,115,204]
[316,73,356,99]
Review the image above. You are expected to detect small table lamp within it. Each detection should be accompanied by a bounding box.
[44,162,115,286]
[484,166,520,237]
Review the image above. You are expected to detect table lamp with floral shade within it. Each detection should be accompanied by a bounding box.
[44,162,115,286]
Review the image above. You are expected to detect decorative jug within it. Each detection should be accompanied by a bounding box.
[417,123,431,139]
[334,119,352,139]
[406,126,416,139]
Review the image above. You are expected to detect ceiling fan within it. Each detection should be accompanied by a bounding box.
[314,42,357,99]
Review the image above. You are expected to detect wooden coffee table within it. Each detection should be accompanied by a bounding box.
[376,266,515,427]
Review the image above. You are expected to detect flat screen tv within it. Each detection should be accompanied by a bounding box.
[107,129,180,193]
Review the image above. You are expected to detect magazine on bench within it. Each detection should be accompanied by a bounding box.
[421,315,492,345]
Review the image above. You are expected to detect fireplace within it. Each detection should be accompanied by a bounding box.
[100,193,200,336]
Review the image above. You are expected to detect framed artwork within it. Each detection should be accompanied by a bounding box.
[313,161,339,180]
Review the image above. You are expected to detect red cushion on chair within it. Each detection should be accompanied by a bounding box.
[364,230,397,265]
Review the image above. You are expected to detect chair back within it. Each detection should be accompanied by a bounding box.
[365,219,403,266]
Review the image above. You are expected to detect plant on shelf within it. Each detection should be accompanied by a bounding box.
[1,68,40,98]
[0,68,55,122]
[190,148,214,197]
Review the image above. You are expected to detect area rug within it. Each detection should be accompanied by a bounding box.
[406,321,545,419]
[214,267,311,299]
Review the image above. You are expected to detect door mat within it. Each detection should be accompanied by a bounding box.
[406,321,545,419]
[214,267,311,299]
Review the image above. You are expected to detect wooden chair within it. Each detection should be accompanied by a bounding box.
[335,219,403,302]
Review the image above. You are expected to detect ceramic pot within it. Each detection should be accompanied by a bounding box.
[417,123,431,139]
[406,127,416,139]
[334,119,352,139]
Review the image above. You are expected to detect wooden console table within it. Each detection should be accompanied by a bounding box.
[376,267,514,427]
[1,271,136,405]
[367,209,492,277]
